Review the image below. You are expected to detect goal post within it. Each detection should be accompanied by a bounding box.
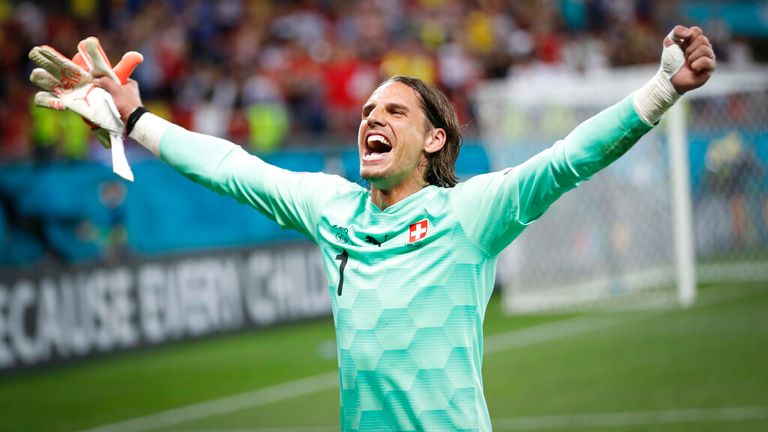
[668,101,696,308]
[473,66,768,313]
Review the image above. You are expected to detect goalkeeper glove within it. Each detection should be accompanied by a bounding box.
[29,37,143,148]
[29,37,142,181]
[76,38,143,148]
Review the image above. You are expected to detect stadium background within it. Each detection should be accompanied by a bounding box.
[1,0,767,431]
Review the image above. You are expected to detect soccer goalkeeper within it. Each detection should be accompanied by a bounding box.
[31,26,714,431]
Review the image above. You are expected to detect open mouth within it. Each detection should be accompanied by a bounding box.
[363,134,392,162]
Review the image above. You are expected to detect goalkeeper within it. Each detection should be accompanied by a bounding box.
[32,26,714,431]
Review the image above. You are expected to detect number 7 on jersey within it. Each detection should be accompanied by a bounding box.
[335,249,348,295]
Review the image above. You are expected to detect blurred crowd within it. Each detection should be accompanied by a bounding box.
[0,0,755,161]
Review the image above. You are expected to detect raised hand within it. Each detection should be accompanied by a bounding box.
[29,37,143,147]
[28,37,143,181]
[666,25,716,94]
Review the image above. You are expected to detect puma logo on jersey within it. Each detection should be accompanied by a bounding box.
[365,234,388,247]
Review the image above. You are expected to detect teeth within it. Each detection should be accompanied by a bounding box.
[367,135,390,146]
[363,152,388,161]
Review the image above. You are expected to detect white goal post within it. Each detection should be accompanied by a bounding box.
[474,66,768,313]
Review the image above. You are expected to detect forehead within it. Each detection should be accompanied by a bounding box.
[365,81,422,108]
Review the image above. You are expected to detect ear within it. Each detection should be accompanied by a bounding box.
[424,128,446,154]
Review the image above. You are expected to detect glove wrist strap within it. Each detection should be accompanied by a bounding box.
[126,106,148,136]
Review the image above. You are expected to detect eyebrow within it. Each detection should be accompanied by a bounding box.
[362,102,411,116]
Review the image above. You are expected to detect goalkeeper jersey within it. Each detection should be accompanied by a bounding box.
[155,94,653,431]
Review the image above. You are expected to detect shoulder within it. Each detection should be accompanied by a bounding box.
[450,169,514,195]
[295,172,368,202]
[299,172,365,192]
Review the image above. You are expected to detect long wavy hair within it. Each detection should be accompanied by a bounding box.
[385,76,463,188]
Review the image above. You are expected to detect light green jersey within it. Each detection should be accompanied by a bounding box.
[157,95,653,431]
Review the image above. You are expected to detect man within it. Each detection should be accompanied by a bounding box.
[32,25,715,431]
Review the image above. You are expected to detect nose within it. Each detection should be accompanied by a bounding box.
[366,107,385,127]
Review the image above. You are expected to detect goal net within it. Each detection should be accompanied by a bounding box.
[474,66,768,313]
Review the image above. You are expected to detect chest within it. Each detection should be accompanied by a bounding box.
[317,207,459,298]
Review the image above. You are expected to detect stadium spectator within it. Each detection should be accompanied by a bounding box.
[2,0,752,160]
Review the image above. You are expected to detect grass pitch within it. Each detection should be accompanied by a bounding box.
[1,281,766,432]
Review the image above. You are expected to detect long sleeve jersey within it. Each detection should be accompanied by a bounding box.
[142,94,653,431]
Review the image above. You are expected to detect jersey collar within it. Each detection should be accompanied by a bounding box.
[367,185,439,214]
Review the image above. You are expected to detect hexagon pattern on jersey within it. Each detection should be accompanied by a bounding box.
[333,223,493,431]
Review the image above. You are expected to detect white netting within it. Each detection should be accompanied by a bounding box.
[474,66,768,313]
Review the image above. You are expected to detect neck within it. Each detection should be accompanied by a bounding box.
[370,176,428,210]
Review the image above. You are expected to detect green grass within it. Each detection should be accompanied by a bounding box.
[1,281,766,432]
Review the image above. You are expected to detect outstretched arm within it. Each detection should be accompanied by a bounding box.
[94,76,349,242]
[518,25,715,219]
[453,25,715,255]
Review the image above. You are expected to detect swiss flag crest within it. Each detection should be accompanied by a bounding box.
[409,219,429,243]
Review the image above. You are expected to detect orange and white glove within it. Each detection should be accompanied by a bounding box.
[29,37,142,181]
